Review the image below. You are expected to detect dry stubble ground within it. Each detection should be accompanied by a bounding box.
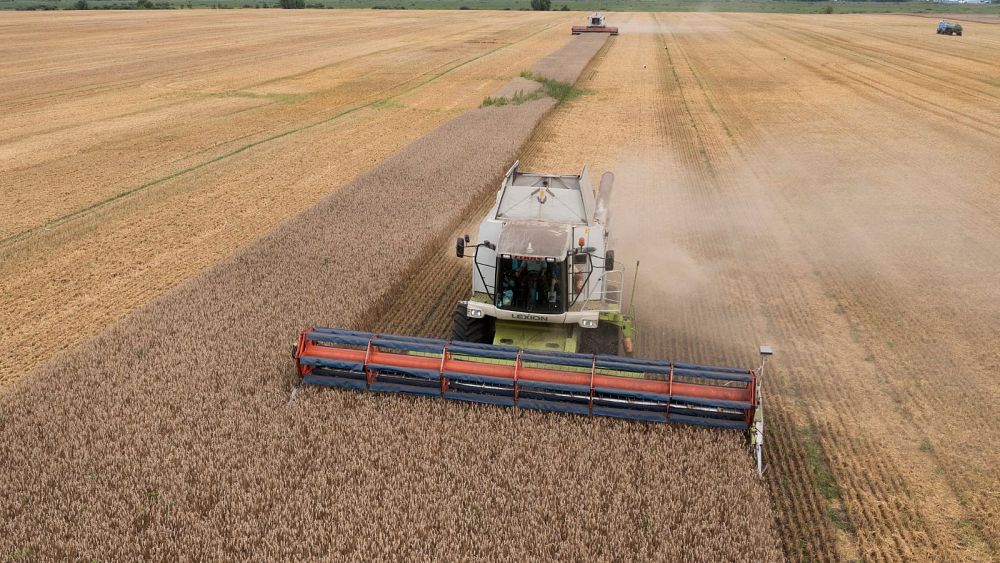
[520,11,1000,563]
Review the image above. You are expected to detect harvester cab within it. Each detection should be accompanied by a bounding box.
[455,161,630,356]
[572,12,619,36]
[293,161,773,476]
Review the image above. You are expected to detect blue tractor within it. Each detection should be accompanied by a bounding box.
[937,20,963,37]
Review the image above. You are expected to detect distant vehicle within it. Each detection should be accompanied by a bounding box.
[936,21,963,36]
[571,12,618,36]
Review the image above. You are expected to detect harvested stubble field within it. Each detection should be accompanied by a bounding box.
[1,28,783,560]
[3,9,999,563]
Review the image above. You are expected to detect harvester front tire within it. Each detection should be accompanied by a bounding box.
[578,323,621,356]
[451,303,494,344]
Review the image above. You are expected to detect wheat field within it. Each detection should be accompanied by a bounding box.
[4,9,997,561]
[0,29,782,559]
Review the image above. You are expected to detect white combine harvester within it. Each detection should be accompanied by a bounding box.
[572,12,618,36]
[293,161,772,475]
[455,161,630,355]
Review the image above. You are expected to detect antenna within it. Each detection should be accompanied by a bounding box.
[753,345,773,477]
[627,260,640,318]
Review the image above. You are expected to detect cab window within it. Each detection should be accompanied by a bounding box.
[495,257,564,313]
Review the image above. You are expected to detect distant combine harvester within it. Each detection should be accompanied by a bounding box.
[572,12,618,36]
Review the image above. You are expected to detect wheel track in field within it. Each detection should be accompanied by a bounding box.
[742,20,999,140]
[651,14,845,560]
[734,17,1000,553]
[1,18,497,110]
[652,12,964,552]
[662,19,841,556]
[700,16,999,560]
[725,21,1000,232]
[700,25,932,552]
[658,36,719,184]
[663,26,770,158]
[768,396,836,560]
[715,18,952,560]
[803,18,1000,79]
[797,19,1000,101]
[1,23,492,144]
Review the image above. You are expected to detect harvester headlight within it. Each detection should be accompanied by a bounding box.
[581,319,598,328]
[468,308,484,318]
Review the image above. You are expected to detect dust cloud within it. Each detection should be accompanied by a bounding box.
[618,18,729,36]
[607,154,709,303]
[599,151,775,362]
[601,134,1000,364]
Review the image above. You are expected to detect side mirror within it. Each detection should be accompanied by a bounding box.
[605,249,615,271]
[456,237,466,258]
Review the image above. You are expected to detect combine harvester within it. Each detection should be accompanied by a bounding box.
[572,12,618,36]
[294,162,772,474]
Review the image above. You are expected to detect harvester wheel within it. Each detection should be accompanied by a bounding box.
[578,323,621,356]
[451,303,494,344]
